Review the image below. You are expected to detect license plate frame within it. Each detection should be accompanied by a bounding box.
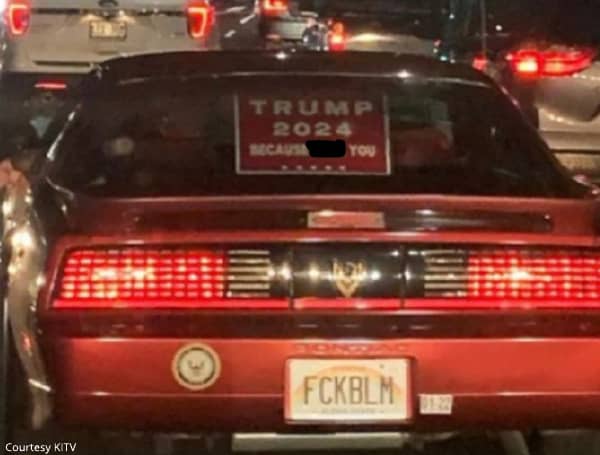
[89,20,127,40]
[285,358,412,424]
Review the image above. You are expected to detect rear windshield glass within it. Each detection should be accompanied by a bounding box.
[50,76,574,198]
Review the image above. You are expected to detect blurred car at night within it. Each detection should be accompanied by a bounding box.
[0,0,220,93]
[436,0,600,182]
[257,0,444,54]
[4,50,600,454]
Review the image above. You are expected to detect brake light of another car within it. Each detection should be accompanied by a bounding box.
[34,80,67,91]
[328,22,346,52]
[472,54,489,71]
[4,0,31,37]
[52,248,288,309]
[186,0,215,39]
[261,0,288,16]
[506,47,597,78]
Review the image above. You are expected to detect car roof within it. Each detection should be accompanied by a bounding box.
[86,51,494,89]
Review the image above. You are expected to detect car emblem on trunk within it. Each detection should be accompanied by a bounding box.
[333,260,367,298]
[172,343,221,391]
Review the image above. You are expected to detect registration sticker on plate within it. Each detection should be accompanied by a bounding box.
[89,20,127,39]
[285,359,411,422]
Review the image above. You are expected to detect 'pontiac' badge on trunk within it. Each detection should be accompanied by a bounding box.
[333,260,366,298]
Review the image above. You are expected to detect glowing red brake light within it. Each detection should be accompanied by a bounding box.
[187,1,214,39]
[53,248,287,309]
[472,54,488,71]
[406,249,600,309]
[328,22,346,52]
[4,0,31,37]
[35,80,67,91]
[261,0,288,16]
[507,47,596,78]
[467,250,600,303]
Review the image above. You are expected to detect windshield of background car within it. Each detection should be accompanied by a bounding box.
[50,75,575,198]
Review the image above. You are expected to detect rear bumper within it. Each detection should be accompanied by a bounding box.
[2,34,220,76]
[46,336,600,431]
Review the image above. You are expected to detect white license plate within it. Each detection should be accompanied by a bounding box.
[90,21,127,39]
[285,359,411,422]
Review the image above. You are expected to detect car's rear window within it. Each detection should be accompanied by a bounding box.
[50,76,576,198]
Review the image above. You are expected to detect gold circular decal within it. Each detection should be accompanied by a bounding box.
[171,343,221,391]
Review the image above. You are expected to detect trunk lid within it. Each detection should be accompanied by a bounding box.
[26,0,187,65]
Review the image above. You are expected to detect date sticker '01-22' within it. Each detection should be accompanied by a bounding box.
[419,394,454,415]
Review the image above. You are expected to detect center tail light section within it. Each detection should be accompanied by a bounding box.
[506,46,597,78]
[406,248,600,309]
[4,0,31,37]
[186,0,215,39]
[261,0,288,16]
[53,248,289,309]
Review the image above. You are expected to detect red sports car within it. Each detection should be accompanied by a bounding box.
[4,51,600,453]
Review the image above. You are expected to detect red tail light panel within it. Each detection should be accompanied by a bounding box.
[50,245,600,311]
[506,46,597,78]
[187,1,214,39]
[468,250,600,301]
[53,248,288,309]
[407,248,600,309]
[4,0,31,37]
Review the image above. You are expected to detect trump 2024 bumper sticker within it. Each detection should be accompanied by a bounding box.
[235,93,391,175]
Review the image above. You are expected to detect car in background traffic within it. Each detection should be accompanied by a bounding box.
[435,0,600,182]
[257,0,443,54]
[0,0,220,92]
[5,50,600,454]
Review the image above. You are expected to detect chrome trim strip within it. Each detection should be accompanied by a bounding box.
[227,266,271,273]
[228,283,270,291]
[228,250,270,255]
[229,258,270,265]
[3,179,52,429]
